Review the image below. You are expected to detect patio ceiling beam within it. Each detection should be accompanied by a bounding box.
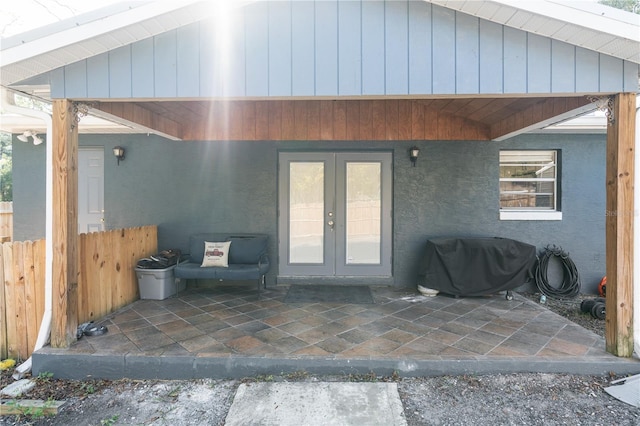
[490,96,593,141]
[51,99,79,348]
[93,102,183,141]
[605,92,635,357]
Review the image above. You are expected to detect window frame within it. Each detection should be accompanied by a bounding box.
[499,150,562,221]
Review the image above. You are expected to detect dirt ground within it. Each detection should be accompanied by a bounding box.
[2,372,639,426]
[2,292,639,426]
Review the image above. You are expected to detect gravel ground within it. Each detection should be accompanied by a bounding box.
[2,292,638,426]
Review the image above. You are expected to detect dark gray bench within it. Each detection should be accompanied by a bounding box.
[174,233,269,292]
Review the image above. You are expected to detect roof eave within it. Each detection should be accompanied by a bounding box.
[0,0,214,86]
[428,0,640,64]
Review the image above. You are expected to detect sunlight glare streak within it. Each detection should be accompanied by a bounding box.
[205,0,241,140]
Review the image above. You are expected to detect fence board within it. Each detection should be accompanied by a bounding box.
[0,244,6,358]
[0,201,12,242]
[3,244,17,358]
[112,230,125,310]
[13,242,28,359]
[23,242,38,356]
[78,233,90,322]
[34,240,45,332]
[1,226,157,359]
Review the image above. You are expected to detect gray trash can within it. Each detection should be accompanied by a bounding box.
[134,265,183,300]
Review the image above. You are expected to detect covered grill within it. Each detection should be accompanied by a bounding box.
[419,237,537,298]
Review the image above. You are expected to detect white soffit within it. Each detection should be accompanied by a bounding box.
[0,0,215,86]
[429,0,640,64]
[0,112,137,134]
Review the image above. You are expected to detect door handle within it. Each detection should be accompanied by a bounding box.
[327,220,334,228]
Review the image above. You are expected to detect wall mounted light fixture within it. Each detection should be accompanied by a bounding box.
[113,146,125,165]
[409,146,420,167]
[17,130,44,145]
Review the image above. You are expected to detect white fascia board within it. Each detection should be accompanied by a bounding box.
[493,102,599,141]
[1,0,207,67]
[428,1,639,56]
[88,108,182,141]
[490,0,639,43]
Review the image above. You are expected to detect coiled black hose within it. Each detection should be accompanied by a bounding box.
[535,245,581,299]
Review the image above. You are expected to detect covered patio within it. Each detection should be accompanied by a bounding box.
[33,285,638,380]
[1,0,639,378]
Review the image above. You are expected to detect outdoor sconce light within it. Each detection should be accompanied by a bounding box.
[409,146,420,167]
[17,130,44,145]
[113,146,125,165]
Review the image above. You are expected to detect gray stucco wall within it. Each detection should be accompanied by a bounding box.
[12,134,46,241]
[12,132,606,293]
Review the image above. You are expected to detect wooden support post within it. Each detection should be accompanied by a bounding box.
[50,100,79,348]
[605,93,635,357]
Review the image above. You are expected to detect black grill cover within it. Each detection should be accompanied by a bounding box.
[419,237,536,297]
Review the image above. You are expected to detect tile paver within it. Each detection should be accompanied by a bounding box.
[43,285,638,380]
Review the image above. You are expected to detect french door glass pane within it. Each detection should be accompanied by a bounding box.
[289,162,324,264]
[346,162,381,264]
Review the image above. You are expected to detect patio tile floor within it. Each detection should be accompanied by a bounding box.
[33,285,639,380]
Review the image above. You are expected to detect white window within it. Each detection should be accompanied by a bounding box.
[499,150,561,221]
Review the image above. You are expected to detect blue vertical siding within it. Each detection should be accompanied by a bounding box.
[314,0,337,96]
[338,0,362,96]
[431,6,456,94]
[527,34,551,93]
[154,32,177,98]
[503,27,527,94]
[51,1,636,99]
[456,13,480,94]
[245,2,270,97]
[385,0,409,94]
[362,0,386,95]
[131,39,155,98]
[600,56,624,92]
[86,53,110,98]
[551,40,575,93]
[108,46,132,98]
[292,0,316,96]
[408,0,432,94]
[50,68,65,99]
[623,60,637,92]
[575,48,599,92]
[177,24,201,98]
[223,9,247,97]
[198,23,217,97]
[64,61,87,98]
[479,20,503,93]
[268,1,292,96]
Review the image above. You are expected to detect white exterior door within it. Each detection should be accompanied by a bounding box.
[78,147,105,234]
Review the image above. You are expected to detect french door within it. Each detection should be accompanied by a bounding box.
[278,152,392,277]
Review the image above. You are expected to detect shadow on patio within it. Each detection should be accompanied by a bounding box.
[33,286,639,380]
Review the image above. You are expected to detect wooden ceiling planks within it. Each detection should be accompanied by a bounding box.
[93,96,590,142]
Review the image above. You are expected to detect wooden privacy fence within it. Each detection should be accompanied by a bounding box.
[0,201,13,242]
[0,225,157,360]
[0,239,45,363]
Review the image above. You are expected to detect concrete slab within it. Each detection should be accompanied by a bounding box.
[225,382,407,426]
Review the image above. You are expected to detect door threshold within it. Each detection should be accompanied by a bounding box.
[276,276,394,286]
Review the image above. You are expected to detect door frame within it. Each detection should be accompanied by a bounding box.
[277,151,393,279]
